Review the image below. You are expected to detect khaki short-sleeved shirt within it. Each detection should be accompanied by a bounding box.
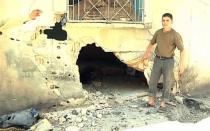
[150,28,184,57]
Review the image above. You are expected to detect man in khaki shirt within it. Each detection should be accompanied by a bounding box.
[142,13,185,109]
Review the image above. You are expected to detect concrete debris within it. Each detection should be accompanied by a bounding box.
[111,126,120,131]
[129,105,138,108]
[60,97,87,107]
[23,78,210,131]
[29,119,52,131]
[95,91,102,96]
[178,67,198,94]
[166,101,176,107]
[175,96,184,104]
[52,89,61,96]
[114,98,124,105]
[0,127,24,131]
[65,126,80,131]
[71,110,79,115]
[60,101,69,106]
[4,83,202,131]
[40,88,170,130]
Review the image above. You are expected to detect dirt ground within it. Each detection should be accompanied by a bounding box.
[39,74,210,131]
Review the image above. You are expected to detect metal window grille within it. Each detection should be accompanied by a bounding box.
[67,0,145,23]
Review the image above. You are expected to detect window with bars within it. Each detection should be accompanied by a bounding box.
[67,0,145,23]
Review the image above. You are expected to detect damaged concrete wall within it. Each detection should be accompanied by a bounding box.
[0,0,84,115]
[65,23,151,59]
[65,0,210,91]
[1,0,210,115]
[0,36,85,115]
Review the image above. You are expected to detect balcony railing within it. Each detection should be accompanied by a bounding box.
[67,0,145,23]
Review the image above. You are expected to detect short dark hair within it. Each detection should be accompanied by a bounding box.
[162,13,173,20]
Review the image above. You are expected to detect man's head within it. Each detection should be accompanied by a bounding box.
[29,9,42,20]
[162,13,173,30]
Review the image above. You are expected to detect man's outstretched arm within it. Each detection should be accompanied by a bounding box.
[179,49,185,77]
[142,43,156,60]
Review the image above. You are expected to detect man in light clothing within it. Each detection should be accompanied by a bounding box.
[142,13,185,108]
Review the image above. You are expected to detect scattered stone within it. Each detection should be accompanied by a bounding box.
[200,103,210,111]
[91,121,96,126]
[96,112,103,118]
[60,101,69,106]
[145,111,151,115]
[67,98,86,106]
[92,112,97,117]
[111,126,120,131]
[108,96,114,99]
[88,105,96,111]
[129,105,138,108]
[103,103,110,108]
[120,124,127,128]
[78,123,84,128]
[115,98,124,105]
[86,109,92,115]
[72,110,79,115]
[82,90,89,99]
[59,117,66,124]
[175,96,184,104]
[38,77,210,131]
[64,114,71,120]
[112,111,121,116]
[53,89,61,96]
[65,126,80,131]
[82,116,88,121]
[75,117,83,123]
[29,119,52,131]
[96,107,103,111]
[67,98,75,104]
[81,108,87,116]
[96,91,102,96]
[166,101,176,107]
[99,99,107,104]
[121,117,126,121]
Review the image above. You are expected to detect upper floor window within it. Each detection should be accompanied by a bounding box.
[67,0,145,23]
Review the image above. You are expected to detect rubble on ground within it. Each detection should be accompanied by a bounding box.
[1,76,210,131]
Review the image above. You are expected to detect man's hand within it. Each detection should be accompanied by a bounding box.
[178,64,185,78]
[29,9,42,20]
[141,43,156,61]
[141,53,149,61]
[179,49,185,78]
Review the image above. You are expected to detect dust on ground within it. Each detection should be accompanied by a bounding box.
[39,75,210,131]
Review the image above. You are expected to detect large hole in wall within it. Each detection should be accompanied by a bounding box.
[76,44,148,94]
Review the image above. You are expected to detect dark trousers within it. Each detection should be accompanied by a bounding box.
[148,57,174,101]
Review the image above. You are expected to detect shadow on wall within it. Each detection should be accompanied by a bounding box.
[0,67,55,115]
